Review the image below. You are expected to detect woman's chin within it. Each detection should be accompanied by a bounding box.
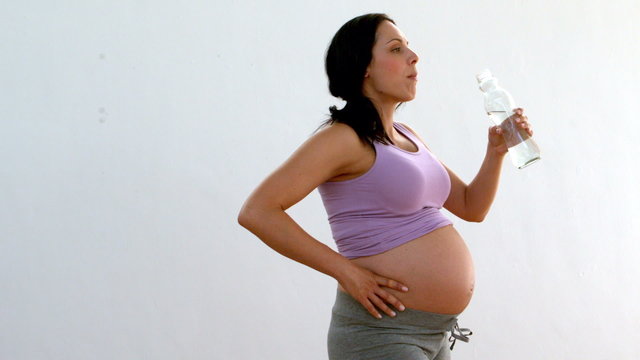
[404,89,417,101]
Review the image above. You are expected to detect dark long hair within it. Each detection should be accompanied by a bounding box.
[314,13,403,148]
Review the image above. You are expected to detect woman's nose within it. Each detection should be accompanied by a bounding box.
[410,49,419,64]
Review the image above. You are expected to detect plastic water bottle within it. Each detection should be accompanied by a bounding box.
[476,69,541,169]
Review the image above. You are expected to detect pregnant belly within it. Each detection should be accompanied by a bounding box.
[338,224,475,315]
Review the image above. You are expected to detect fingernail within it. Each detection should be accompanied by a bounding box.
[402,286,409,291]
[390,311,396,317]
[399,304,406,311]
[377,314,382,319]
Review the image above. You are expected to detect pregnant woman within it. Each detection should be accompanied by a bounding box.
[238,13,533,360]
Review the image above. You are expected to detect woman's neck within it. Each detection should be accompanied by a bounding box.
[369,98,399,139]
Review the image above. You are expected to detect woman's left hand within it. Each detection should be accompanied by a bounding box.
[488,107,534,156]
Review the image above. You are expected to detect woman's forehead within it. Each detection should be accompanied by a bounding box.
[376,21,407,43]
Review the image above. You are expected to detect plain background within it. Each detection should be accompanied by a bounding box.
[1,1,639,359]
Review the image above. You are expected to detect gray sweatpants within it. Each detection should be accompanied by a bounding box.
[327,288,472,360]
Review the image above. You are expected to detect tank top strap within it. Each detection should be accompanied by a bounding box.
[392,122,424,153]
[393,122,416,141]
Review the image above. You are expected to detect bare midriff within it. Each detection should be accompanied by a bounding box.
[337,224,475,315]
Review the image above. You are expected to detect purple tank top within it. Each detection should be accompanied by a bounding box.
[317,122,452,259]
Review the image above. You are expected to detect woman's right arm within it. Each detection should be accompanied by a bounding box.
[237,123,408,319]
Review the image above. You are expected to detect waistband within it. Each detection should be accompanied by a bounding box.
[332,288,472,349]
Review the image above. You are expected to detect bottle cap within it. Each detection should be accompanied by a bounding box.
[476,69,493,84]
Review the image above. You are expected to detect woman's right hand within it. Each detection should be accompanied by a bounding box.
[337,264,410,319]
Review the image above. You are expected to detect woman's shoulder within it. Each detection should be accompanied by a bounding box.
[308,122,374,182]
[313,122,370,151]
[315,121,356,136]
[305,122,372,171]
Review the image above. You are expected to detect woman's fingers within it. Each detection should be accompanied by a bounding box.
[369,292,397,318]
[358,281,409,319]
[375,288,406,312]
[361,297,383,319]
[512,108,533,136]
[376,276,409,292]
[518,117,533,136]
[373,277,408,314]
[344,266,411,319]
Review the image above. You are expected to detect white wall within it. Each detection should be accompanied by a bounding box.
[1,1,638,359]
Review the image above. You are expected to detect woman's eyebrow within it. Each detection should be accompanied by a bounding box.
[386,38,409,45]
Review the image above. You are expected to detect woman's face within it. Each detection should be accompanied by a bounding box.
[363,20,420,104]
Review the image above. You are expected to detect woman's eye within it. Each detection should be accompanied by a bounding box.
[392,47,401,53]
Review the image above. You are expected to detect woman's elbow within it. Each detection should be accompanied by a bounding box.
[237,209,250,228]
[237,201,278,229]
[237,202,257,228]
[465,211,487,223]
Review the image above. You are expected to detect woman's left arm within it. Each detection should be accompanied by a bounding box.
[437,151,505,223]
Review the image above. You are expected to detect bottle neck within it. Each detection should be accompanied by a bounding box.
[479,78,499,93]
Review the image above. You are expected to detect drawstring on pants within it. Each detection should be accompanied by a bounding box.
[448,321,473,350]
